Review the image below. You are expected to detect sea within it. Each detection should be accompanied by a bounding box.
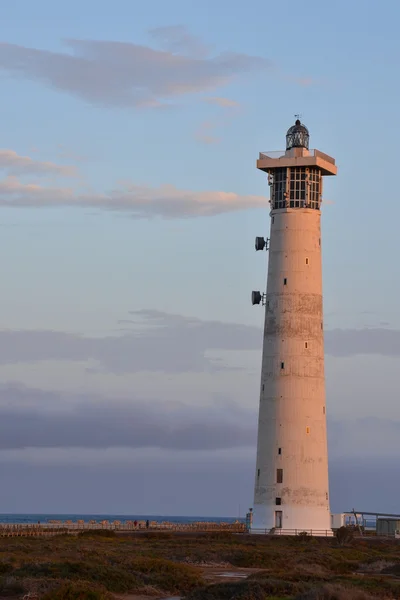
[0,514,244,524]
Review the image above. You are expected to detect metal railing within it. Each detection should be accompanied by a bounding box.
[249,528,333,537]
[258,150,335,164]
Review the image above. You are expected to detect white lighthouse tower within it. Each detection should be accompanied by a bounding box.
[251,119,337,535]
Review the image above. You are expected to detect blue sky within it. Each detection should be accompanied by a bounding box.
[0,0,399,516]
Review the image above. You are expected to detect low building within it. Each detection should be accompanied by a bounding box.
[331,513,345,530]
[377,518,400,536]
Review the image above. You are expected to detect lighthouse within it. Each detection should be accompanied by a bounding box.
[251,119,337,535]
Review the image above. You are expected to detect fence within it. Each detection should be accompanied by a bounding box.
[0,521,246,538]
[249,528,333,537]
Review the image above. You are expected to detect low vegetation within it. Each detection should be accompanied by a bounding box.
[0,531,399,599]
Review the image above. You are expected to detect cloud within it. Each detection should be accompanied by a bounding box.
[0,33,270,108]
[0,383,397,490]
[279,74,315,87]
[56,145,87,163]
[326,328,400,357]
[0,176,266,217]
[0,310,261,374]
[328,417,400,459]
[204,96,240,108]
[294,77,313,87]
[0,382,256,451]
[0,379,398,461]
[0,150,77,177]
[194,120,220,145]
[0,452,398,515]
[148,25,210,58]
[0,176,74,202]
[197,97,240,144]
[0,313,399,376]
[0,310,398,378]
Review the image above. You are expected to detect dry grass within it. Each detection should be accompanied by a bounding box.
[42,581,112,600]
[0,532,399,599]
[294,584,380,600]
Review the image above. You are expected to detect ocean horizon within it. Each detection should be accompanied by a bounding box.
[0,514,245,524]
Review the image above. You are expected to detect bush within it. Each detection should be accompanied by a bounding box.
[335,527,354,546]
[381,562,400,575]
[129,557,203,593]
[226,550,278,569]
[0,576,24,596]
[298,531,311,540]
[13,562,139,593]
[42,581,111,600]
[204,532,235,541]
[137,531,174,540]
[187,578,304,600]
[78,530,116,538]
[0,563,13,575]
[295,584,379,600]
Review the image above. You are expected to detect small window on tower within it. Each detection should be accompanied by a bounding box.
[257,469,260,477]
[281,362,285,370]
[275,497,282,506]
[277,469,283,484]
[305,257,309,265]
[306,426,310,434]
[283,278,287,285]
[262,384,265,392]
[304,342,308,349]
[278,447,282,455]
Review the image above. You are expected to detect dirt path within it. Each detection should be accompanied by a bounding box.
[201,566,263,584]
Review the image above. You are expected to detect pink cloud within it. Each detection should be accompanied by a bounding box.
[194,121,221,145]
[0,150,78,177]
[0,32,270,108]
[0,176,266,218]
[204,96,240,108]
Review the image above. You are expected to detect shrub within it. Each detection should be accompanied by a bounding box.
[0,575,24,596]
[187,578,304,600]
[381,562,400,575]
[78,530,116,538]
[129,557,203,593]
[138,531,174,540]
[294,584,379,600]
[204,532,235,541]
[226,550,278,569]
[0,563,13,575]
[42,581,111,600]
[335,527,354,546]
[13,562,139,593]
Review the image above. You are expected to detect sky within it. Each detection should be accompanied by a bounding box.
[0,0,399,517]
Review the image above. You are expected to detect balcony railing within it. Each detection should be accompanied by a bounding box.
[259,149,335,164]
